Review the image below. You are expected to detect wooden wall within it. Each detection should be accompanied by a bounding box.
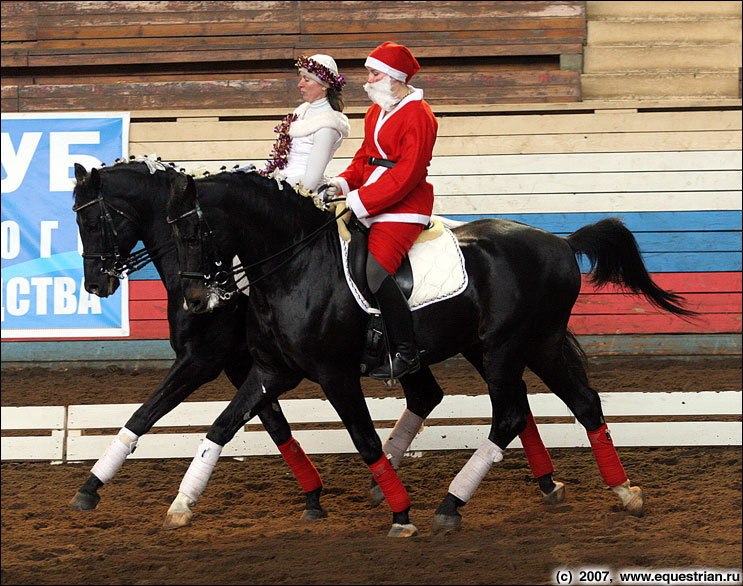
[1,1,585,112]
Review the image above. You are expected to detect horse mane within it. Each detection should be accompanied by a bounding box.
[193,170,331,233]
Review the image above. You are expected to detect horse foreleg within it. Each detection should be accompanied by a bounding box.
[321,373,417,537]
[163,437,222,530]
[162,368,302,529]
[70,357,220,511]
[369,408,424,507]
[369,367,444,507]
[276,436,326,520]
[69,427,138,510]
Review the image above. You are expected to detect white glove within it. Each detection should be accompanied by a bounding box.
[323,178,343,200]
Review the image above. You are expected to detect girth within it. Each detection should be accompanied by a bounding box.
[346,215,413,306]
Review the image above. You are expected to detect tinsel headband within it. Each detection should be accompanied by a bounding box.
[295,55,345,91]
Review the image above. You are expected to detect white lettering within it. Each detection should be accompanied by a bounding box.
[1,276,105,319]
[1,220,21,259]
[5,277,31,316]
[39,221,59,258]
[77,280,102,315]
[53,277,78,314]
[49,131,102,192]
[30,277,53,315]
[1,132,42,193]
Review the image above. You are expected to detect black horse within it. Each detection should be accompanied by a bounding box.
[166,170,694,536]
[69,160,327,520]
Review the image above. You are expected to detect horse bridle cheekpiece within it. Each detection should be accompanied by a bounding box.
[72,189,152,279]
[166,199,234,301]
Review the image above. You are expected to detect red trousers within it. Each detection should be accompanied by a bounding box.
[368,221,425,274]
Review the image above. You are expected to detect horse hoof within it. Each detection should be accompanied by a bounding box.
[162,511,192,530]
[301,507,328,520]
[542,481,566,505]
[624,486,645,517]
[387,523,418,538]
[369,484,385,507]
[432,514,461,534]
[69,491,100,511]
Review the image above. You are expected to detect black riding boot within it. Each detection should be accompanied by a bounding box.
[369,275,420,381]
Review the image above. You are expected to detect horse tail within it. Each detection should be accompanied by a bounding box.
[566,217,697,318]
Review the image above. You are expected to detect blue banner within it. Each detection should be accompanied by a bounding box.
[1,113,130,338]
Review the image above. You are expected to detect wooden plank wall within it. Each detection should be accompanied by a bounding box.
[114,101,741,344]
[1,1,585,111]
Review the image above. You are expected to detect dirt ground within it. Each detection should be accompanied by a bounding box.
[2,356,741,585]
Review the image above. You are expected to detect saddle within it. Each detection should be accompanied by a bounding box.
[345,214,415,306]
[339,212,466,376]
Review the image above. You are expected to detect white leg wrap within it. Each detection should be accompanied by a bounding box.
[178,438,223,502]
[448,439,503,503]
[383,409,424,468]
[90,427,139,484]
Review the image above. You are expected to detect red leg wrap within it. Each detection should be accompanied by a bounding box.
[278,437,322,493]
[519,412,554,478]
[587,424,628,487]
[369,455,410,513]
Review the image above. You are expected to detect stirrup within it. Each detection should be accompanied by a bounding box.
[369,351,420,381]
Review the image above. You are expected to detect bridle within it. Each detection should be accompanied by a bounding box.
[166,191,350,301]
[166,198,234,298]
[73,189,172,279]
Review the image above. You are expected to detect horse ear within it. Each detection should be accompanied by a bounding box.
[74,163,87,183]
[89,167,101,190]
[172,173,197,204]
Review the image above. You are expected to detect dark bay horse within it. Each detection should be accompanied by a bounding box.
[69,160,327,520]
[166,170,694,536]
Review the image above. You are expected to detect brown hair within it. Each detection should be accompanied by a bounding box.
[327,88,345,112]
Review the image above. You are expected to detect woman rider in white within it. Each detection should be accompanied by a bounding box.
[262,54,350,192]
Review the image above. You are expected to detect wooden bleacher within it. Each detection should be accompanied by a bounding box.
[1,0,585,112]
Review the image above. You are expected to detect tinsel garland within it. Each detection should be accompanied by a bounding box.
[259,113,299,176]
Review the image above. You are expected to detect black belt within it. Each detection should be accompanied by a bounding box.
[368,157,396,168]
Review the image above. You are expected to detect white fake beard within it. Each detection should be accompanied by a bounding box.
[363,76,402,112]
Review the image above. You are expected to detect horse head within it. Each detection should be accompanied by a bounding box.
[72,163,142,297]
[167,173,233,314]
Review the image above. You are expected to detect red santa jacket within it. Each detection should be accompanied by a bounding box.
[336,89,438,227]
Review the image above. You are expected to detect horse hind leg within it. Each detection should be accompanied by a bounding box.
[529,337,645,517]
[461,348,565,505]
[433,346,530,533]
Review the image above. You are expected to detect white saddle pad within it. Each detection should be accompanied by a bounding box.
[340,222,468,314]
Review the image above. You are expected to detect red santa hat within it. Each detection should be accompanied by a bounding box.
[364,42,420,83]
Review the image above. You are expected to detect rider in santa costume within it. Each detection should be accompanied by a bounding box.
[327,42,438,381]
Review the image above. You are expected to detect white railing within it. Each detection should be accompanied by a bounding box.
[1,392,741,462]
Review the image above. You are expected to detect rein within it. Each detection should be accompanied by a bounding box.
[167,194,350,299]
[73,190,174,278]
